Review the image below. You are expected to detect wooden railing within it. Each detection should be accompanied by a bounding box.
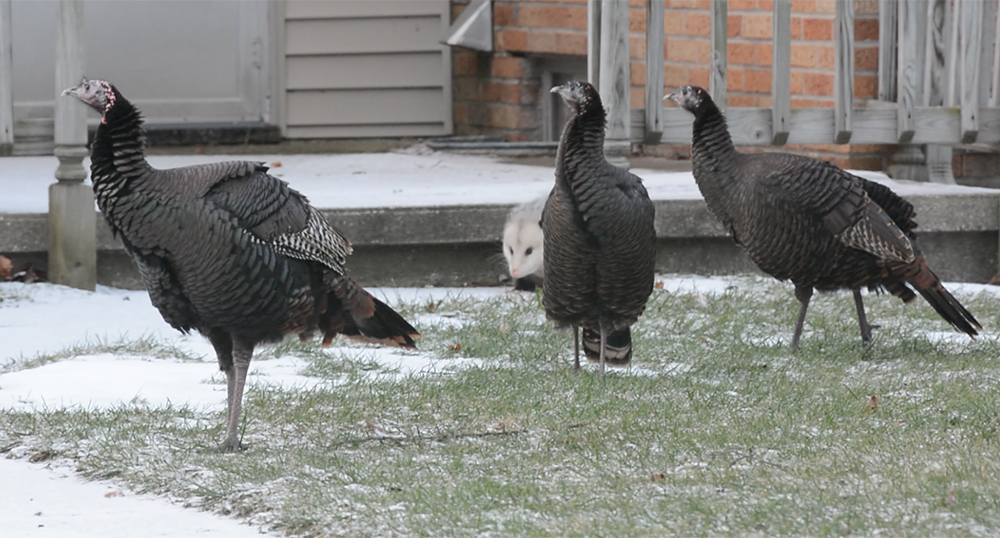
[614,0,1000,148]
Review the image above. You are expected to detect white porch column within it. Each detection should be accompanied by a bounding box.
[598,0,630,170]
[0,0,13,156]
[51,0,95,290]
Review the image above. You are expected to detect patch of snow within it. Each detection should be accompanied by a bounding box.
[1,151,993,213]
[0,457,271,538]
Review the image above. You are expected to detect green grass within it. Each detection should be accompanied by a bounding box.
[4,278,1000,536]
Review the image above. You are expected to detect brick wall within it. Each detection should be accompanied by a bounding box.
[449,0,896,170]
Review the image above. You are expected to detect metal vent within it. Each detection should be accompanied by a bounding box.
[443,0,492,53]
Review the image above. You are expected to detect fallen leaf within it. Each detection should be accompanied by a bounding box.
[0,255,11,279]
[269,161,282,168]
[863,395,879,414]
[448,342,462,352]
[651,472,665,483]
[654,281,664,289]
[104,491,124,498]
[989,273,1000,286]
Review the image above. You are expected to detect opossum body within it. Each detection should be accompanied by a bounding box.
[503,196,546,291]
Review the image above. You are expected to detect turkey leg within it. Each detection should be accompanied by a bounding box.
[598,320,607,377]
[573,324,581,371]
[208,330,236,431]
[220,337,254,452]
[791,286,813,349]
[852,288,874,344]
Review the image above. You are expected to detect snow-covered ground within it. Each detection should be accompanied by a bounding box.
[1,150,993,214]
[3,276,999,536]
[1,147,997,536]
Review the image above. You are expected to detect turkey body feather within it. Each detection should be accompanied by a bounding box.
[66,78,419,451]
[543,81,657,372]
[668,85,979,347]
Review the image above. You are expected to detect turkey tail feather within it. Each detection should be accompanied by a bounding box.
[582,327,632,367]
[321,276,419,348]
[906,257,981,337]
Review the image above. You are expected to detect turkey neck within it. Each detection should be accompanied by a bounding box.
[556,101,606,186]
[690,101,739,192]
[89,92,151,211]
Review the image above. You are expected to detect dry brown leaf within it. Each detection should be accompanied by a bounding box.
[104,491,124,498]
[448,342,462,352]
[863,395,879,414]
[654,281,664,289]
[269,161,283,168]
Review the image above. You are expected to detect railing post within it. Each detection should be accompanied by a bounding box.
[0,0,12,156]
[587,0,601,86]
[50,0,95,290]
[598,0,630,170]
[709,0,727,111]
[644,0,664,144]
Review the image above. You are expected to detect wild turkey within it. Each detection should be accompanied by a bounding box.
[543,81,657,374]
[667,85,980,347]
[63,78,419,451]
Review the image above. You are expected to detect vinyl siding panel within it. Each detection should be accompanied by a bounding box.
[286,1,442,20]
[282,0,452,138]
[286,53,443,90]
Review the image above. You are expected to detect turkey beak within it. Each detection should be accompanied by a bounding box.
[664,92,679,105]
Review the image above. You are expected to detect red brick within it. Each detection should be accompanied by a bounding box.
[758,0,774,9]
[453,52,478,76]
[494,4,515,26]
[497,29,528,52]
[453,103,469,125]
[518,5,588,30]
[728,15,742,37]
[817,45,835,69]
[727,67,745,91]
[667,37,702,62]
[854,74,877,98]
[790,44,816,67]
[630,87,644,106]
[855,19,878,41]
[484,81,522,105]
[527,30,558,53]
[698,39,713,62]
[729,0,756,10]
[791,98,821,107]
[689,66,710,87]
[556,32,587,55]
[454,78,481,101]
[804,72,834,95]
[757,43,773,66]
[855,46,878,71]
[790,17,803,39]
[802,17,832,40]
[632,62,646,85]
[665,11,685,34]
[491,56,524,79]
[729,94,759,107]
[791,0,816,11]
[855,0,879,15]
[758,95,773,107]
[746,69,772,92]
[685,12,711,36]
[669,0,710,8]
[728,42,756,65]
[742,14,772,38]
[629,9,646,33]
[815,0,836,13]
[665,65,690,87]
[790,71,805,93]
[630,35,646,59]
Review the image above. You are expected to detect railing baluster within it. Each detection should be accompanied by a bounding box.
[772,0,791,145]
[834,0,854,143]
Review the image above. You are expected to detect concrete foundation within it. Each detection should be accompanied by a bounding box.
[1,190,997,290]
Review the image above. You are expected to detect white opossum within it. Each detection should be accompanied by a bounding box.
[502,196,546,291]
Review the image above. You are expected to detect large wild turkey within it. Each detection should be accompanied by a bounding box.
[667,85,980,347]
[543,81,657,374]
[63,79,419,451]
